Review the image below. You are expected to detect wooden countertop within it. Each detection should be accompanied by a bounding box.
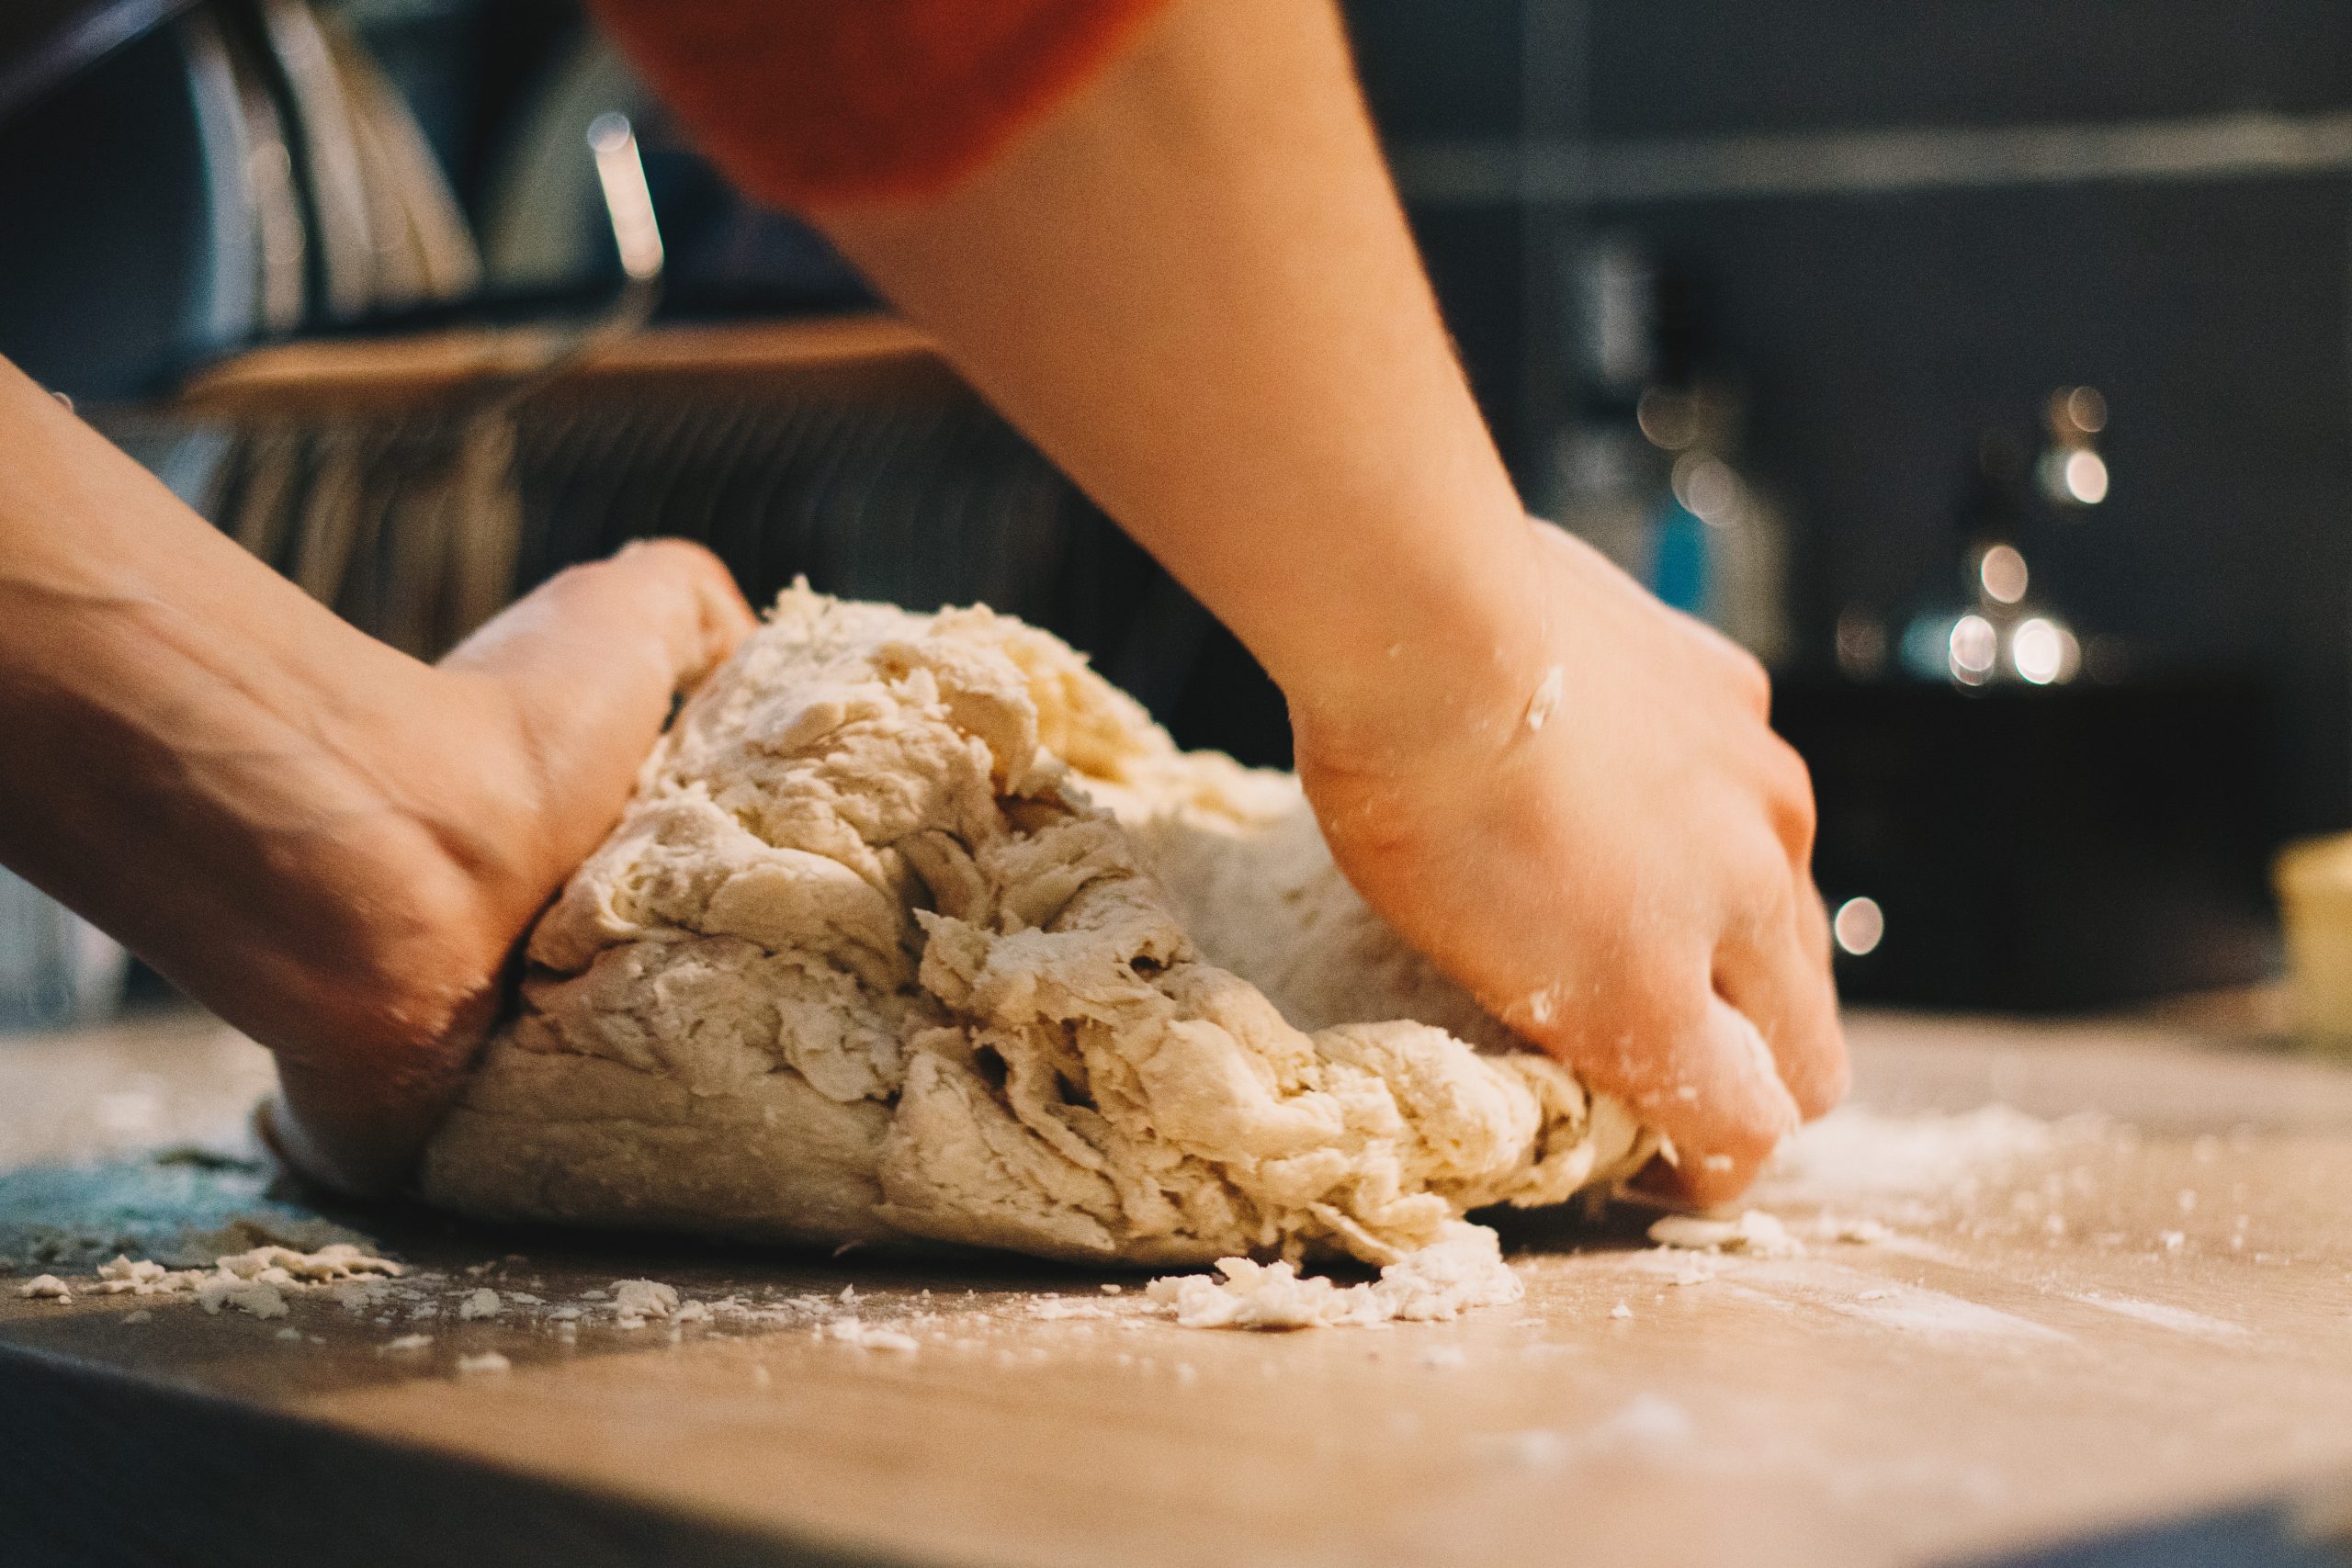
[4,1005,2350,1568]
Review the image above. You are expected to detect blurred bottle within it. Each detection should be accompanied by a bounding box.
[1544,236,1790,666]
[1639,383,1790,666]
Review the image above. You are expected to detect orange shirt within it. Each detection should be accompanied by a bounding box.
[586,0,1173,208]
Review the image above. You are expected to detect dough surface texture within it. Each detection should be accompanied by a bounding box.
[421,588,1652,1269]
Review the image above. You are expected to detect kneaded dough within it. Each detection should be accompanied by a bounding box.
[421,587,1653,1267]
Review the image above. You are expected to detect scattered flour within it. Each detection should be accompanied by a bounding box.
[214,1245,401,1285]
[9,1243,404,1322]
[2069,1292,2248,1339]
[176,1245,401,1319]
[197,1275,287,1319]
[611,1279,680,1328]
[1484,1395,1697,1472]
[458,1287,502,1321]
[381,1333,434,1353]
[456,1351,512,1375]
[94,1256,207,1295]
[1809,1213,1896,1246]
[823,1319,921,1353]
[1648,1210,1806,1258]
[1524,665,1565,733]
[1826,1281,2068,1343]
[1588,1393,1696,1452]
[1145,1222,1522,1330]
[1760,1105,2064,1203]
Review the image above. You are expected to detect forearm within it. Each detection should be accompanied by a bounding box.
[0,357,478,1040]
[807,0,1544,736]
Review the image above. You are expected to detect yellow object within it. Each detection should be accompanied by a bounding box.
[2273,833,2352,1045]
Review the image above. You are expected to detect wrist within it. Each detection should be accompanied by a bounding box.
[1278,510,1554,769]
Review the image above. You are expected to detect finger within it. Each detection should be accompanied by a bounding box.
[1652,992,1805,1205]
[1760,734,1818,867]
[1714,876,1849,1123]
[1514,955,1803,1203]
[444,537,755,693]
[442,539,757,872]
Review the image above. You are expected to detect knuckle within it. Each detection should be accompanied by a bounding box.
[614,536,693,581]
[544,553,622,598]
[639,536,718,570]
[1724,645,1772,715]
[552,540,741,623]
[1762,738,1817,861]
[1794,882,1834,964]
[1736,875,1804,960]
[615,536,719,584]
[634,539,752,617]
[1728,830,1797,919]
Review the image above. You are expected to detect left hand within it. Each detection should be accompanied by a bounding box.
[245,542,755,1191]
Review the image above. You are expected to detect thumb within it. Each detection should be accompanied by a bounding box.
[441,539,757,880]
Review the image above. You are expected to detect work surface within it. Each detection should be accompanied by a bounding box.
[3,1007,2349,1568]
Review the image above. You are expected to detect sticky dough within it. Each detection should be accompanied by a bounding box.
[420,587,1654,1268]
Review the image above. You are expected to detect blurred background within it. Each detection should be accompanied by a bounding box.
[2,0,2344,1023]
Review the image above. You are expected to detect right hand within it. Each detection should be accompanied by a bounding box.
[1291,520,1846,1203]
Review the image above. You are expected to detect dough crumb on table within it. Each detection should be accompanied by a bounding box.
[198,1276,288,1319]
[1146,1220,1523,1330]
[823,1319,921,1353]
[1647,1210,1807,1258]
[416,587,1657,1312]
[95,1255,206,1295]
[18,1243,401,1319]
[611,1279,680,1328]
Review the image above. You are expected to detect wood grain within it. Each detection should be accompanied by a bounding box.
[3,1006,2349,1567]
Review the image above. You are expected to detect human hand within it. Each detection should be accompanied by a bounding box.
[254,542,755,1193]
[1291,521,1845,1203]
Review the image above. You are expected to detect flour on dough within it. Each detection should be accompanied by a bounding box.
[420,587,1652,1276]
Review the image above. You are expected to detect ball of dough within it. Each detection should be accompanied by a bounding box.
[420,587,1652,1266]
